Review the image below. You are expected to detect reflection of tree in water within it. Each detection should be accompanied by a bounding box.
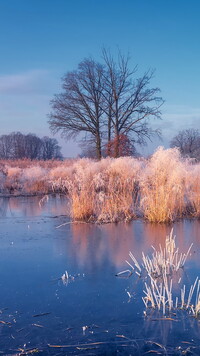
[69,223,135,272]
[0,195,68,218]
[10,197,41,216]
[70,224,108,273]
[0,198,10,217]
[0,196,41,217]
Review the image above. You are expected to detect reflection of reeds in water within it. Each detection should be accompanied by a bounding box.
[125,229,200,317]
[143,306,200,353]
[128,229,192,279]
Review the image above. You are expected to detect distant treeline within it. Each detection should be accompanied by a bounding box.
[0,132,62,160]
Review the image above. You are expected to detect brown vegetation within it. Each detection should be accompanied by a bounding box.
[1,147,200,223]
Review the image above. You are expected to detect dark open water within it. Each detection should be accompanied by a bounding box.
[0,196,200,355]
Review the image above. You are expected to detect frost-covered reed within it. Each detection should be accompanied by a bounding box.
[128,229,192,279]
[2,147,200,223]
[124,229,199,317]
[181,278,200,317]
[139,147,188,223]
[142,275,200,318]
[142,275,173,314]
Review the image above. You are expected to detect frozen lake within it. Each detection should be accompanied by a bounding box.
[0,196,200,355]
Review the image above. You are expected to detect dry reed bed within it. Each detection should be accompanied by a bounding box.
[0,147,200,223]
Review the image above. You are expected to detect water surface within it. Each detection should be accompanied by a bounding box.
[0,196,200,355]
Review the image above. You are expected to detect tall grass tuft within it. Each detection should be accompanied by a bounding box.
[96,157,142,222]
[186,163,200,217]
[139,147,188,223]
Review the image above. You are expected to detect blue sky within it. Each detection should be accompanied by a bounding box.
[0,0,200,157]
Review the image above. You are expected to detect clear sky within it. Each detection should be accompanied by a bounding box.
[0,0,200,157]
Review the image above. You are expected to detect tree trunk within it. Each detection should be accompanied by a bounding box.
[107,112,112,156]
[114,97,120,158]
[114,130,120,158]
[96,134,102,160]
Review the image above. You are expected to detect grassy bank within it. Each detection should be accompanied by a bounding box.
[0,147,199,223]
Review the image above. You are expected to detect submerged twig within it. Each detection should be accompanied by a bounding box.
[32,312,51,318]
[56,221,88,229]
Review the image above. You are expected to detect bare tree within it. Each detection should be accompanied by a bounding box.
[0,132,63,160]
[41,136,62,160]
[101,49,163,157]
[48,59,105,159]
[10,132,27,159]
[25,134,42,159]
[48,50,163,159]
[170,129,200,160]
[0,134,13,159]
[9,132,42,159]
